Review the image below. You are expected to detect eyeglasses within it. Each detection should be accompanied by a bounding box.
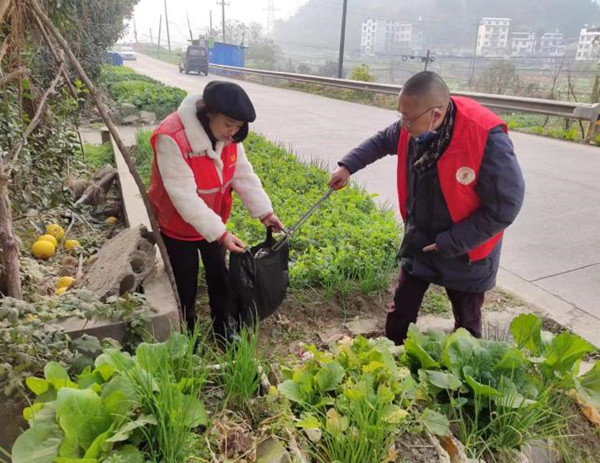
[397,105,443,127]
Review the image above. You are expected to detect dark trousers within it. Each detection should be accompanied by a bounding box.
[385,268,485,345]
[162,233,231,338]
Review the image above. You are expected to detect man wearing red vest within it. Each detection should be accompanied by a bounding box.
[148,81,283,340]
[329,72,525,345]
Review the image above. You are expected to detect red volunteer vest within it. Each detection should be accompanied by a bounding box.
[397,96,507,262]
[148,112,238,241]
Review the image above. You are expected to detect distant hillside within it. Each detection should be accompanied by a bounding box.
[273,0,600,52]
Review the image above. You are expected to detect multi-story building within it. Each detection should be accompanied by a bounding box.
[410,19,426,52]
[361,19,390,56]
[576,25,600,61]
[394,23,413,49]
[538,32,565,56]
[511,31,536,56]
[476,17,511,56]
[361,18,425,56]
[510,31,565,57]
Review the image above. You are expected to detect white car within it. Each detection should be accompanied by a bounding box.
[118,46,137,61]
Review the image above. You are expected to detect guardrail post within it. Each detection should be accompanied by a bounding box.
[583,103,600,144]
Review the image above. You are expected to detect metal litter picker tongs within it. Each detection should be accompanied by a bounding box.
[271,187,335,252]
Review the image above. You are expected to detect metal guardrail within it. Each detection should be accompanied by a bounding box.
[209,63,600,143]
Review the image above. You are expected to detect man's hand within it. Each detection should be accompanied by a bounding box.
[221,232,246,253]
[423,243,438,252]
[328,165,351,190]
[261,213,284,232]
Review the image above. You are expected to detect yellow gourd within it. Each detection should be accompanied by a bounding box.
[31,240,56,259]
[56,276,75,290]
[46,223,65,239]
[37,234,58,247]
[64,239,81,251]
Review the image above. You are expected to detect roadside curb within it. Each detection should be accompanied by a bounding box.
[498,268,599,348]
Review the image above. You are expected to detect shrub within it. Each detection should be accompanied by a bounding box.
[100,65,156,85]
[231,133,400,294]
[107,81,186,119]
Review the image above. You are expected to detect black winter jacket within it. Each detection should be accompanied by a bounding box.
[339,117,525,292]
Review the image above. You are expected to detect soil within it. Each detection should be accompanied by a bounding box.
[557,399,600,463]
[394,432,447,463]
[255,282,536,360]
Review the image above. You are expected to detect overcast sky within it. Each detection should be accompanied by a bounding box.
[123,0,309,47]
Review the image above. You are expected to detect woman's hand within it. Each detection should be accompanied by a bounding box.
[261,213,284,232]
[220,232,246,253]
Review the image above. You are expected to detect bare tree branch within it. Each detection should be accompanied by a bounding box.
[30,12,86,155]
[0,67,26,87]
[1,62,64,179]
[30,10,78,99]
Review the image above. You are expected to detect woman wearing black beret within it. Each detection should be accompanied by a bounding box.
[148,81,283,340]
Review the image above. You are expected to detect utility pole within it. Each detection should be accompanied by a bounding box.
[149,27,153,45]
[337,0,348,79]
[157,14,162,53]
[186,11,194,42]
[164,0,171,52]
[424,49,432,71]
[133,16,138,43]
[209,10,213,36]
[469,20,481,85]
[217,1,229,43]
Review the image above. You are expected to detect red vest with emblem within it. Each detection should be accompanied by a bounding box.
[397,96,507,262]
[148,112,237,241]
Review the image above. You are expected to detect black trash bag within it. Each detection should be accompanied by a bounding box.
[229,228,290,324]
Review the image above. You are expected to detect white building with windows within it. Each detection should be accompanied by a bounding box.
[476,17,511,57]
[576,25,600,61]
[538,32,565,56]
[361,18,425,56]
[510,31,565,57]
[511,31,536,56]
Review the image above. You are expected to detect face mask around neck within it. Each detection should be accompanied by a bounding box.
[414,111,437,145]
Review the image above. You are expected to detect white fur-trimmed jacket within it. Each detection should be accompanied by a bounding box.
[154,94,273,242]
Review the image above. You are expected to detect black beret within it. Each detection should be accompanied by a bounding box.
[202,81,256,123]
